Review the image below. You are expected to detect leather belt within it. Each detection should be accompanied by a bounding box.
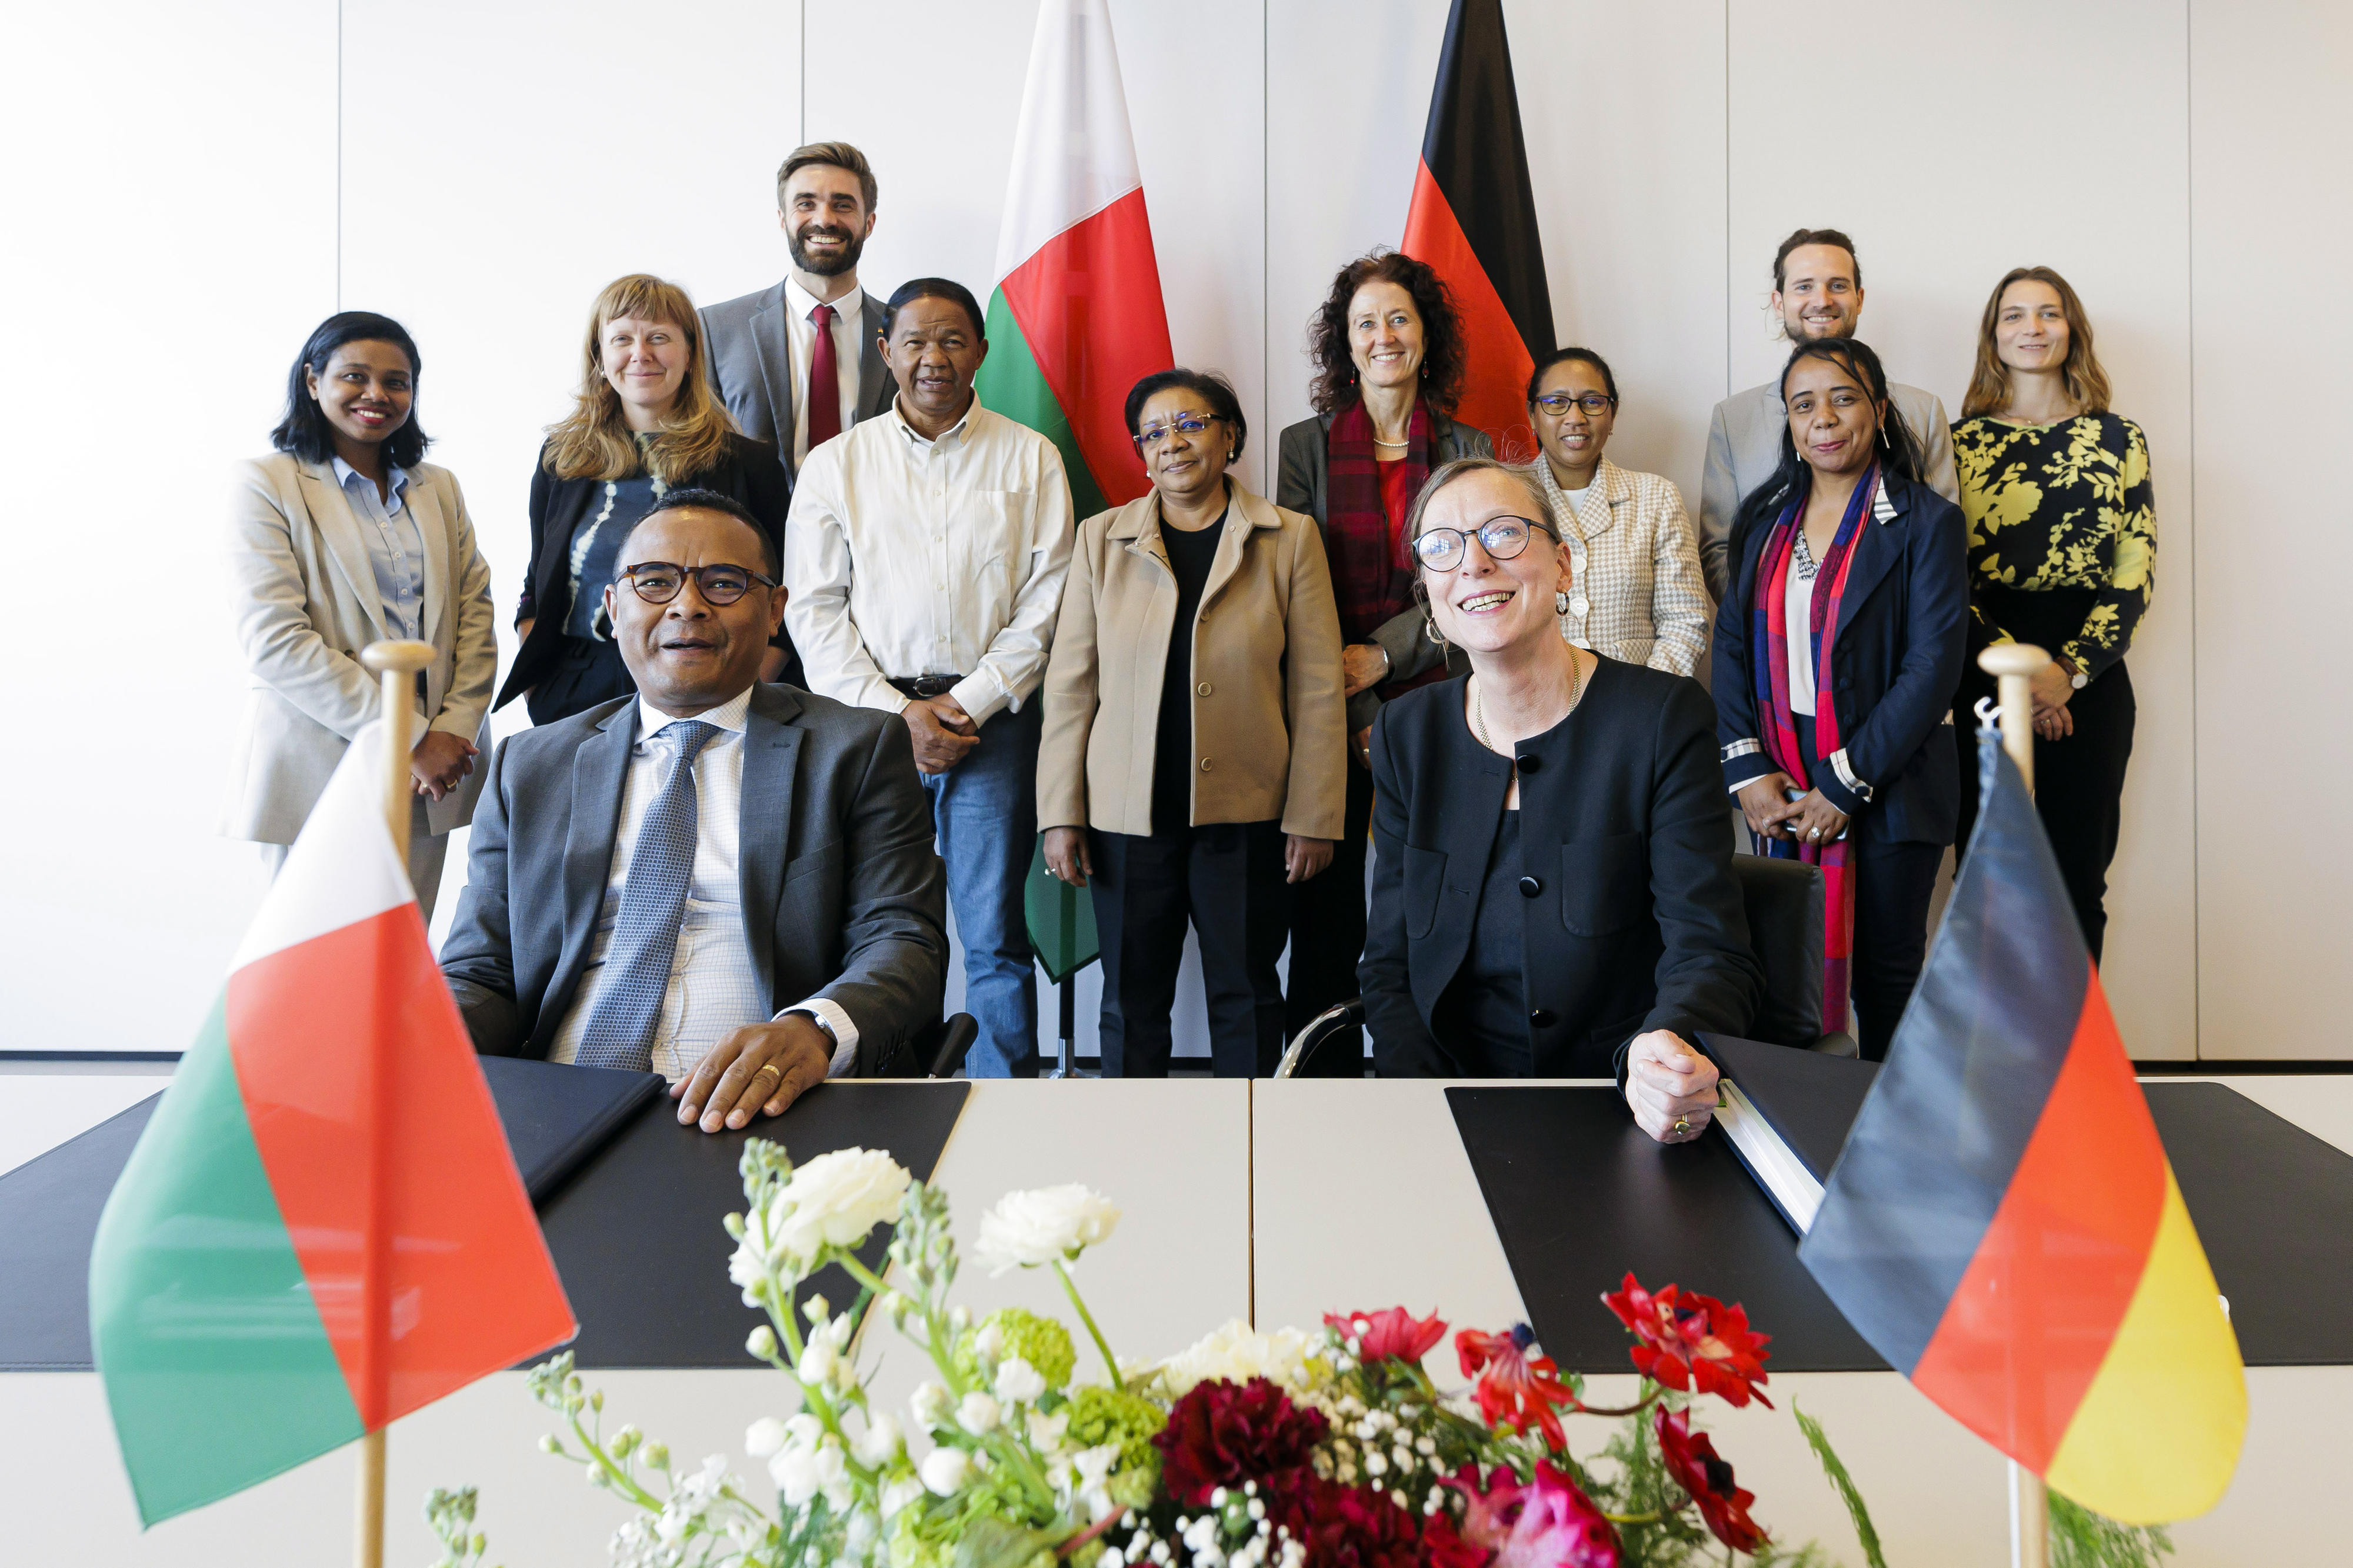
[888,674,965,699]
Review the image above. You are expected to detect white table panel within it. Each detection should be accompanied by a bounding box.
[0,1073,172,1180]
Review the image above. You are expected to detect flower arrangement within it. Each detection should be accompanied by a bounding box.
[491,1137,1953,1568]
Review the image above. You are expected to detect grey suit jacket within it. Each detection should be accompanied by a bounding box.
[1697,379,1958,602]
[701,282,896,484]
[1275,410,1494,731]
[438,682,948,1075]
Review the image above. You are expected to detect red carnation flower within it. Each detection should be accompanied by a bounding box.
[1456,1325,1577,1450]
[1599,1274,1772,1408]
[1653,1406,1766,1553]
[1442,1461,1622,1568]
[1421,1506,1491,1568]
[1324,1307,1448,1366]
[1261,1475,1425,1568]
[1153,1376,1329,1506]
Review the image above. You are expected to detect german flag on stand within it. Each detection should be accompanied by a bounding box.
[1799,727,2245,1523]
[1401,0,1554,456]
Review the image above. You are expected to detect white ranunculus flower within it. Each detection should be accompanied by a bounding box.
[1152,1319,1315,1397]
[956,1391,1002,1433]
[994,1355,1047,1406]
[971,1185,1121,1276]
[919,1446,971,1495]
[744,1417,789,1459]
[761,1148,911,1270]
[853,1412,904,1469]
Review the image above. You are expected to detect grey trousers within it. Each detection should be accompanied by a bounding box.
[256,795,451,923]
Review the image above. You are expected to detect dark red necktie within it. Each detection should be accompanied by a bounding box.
[806,302,842,452]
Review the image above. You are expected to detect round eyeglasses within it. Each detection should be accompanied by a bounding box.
[618,562,776,606]
[1411,516,1558,573]
[1533,391,1617,416]
[1133,412,1223,450]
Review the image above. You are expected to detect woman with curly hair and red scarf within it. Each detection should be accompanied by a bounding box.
[1276,251,1492,1075]
[1712,338,1969,1062]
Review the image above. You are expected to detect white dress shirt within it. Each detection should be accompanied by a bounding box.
[783,278,865,468]
[784,396,1075,726]
[548,686,858,1081]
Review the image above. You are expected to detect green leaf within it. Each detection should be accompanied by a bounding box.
[949,1515,1061,1568]
[2049,1489,2175,1568]
[1792,1403,1887,1568]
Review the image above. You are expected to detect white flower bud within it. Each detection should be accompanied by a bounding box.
[974,1320,1006,1363]
[919,1446,971,1494]
[799,1337,839,1386]
[853,1412,903,1468]
[911,1381,951,1429]
[804,1293,831,1323]
[956,1391,1002,1433]
[994,1356,1047,1406]
[949,1306,971,1330]
[881,1474,926,1519]
[746,1325,778,1360]
[745,1418,789,1459]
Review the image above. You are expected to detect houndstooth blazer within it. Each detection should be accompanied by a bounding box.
[1528,456,1711,677]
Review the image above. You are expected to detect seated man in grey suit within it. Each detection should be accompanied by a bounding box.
[702,141,897,487]
[439,488,947,1133]
[1698,227,1960,600]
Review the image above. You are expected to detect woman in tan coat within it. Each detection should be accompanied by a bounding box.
[1038,371,1347,1077]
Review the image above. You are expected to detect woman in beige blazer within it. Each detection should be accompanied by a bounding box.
[224,312,496,918]
[1038,371,1347,1078]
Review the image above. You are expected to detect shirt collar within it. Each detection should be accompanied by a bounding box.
[785,276,865,326]
[633,684,754,747]
[889,392,979,449]
[331,454,409,504]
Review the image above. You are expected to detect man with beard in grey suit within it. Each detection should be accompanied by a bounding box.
[702,141,897,487]
[439,489,946,1133]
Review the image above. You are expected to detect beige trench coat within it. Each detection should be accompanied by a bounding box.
[1037,482,1345,841]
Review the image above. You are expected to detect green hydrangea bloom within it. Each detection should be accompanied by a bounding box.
[1064,1385,1166,1477]
[989,1309,1078,1392]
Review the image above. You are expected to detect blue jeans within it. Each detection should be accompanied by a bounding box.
[925,699,1041,1076]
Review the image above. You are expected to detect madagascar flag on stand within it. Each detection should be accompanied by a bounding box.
[1401,0,1555,455]
[974,0,1175,520]
[89,725,574,1524]
[1799,728,2245,1523]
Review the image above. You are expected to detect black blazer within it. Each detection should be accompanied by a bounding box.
[496,432,795,709]
[1711,473,1969,846]
[1276,406,1492,732]
[1361,660,1762,1079]
[439,682,948,1074]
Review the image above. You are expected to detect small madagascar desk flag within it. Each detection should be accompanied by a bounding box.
[975,0,1175,520]
[1402,0,1555,456]
[1799,726,2245,1523]
[89,723,574,1525]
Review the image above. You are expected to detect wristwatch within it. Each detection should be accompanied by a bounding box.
[2062,657,2088,690]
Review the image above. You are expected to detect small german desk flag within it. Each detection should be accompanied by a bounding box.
[1799,728,2245,1523]
[1401,0,1554,456]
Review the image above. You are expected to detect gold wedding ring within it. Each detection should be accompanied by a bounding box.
[751,1063,782,1087]
[1672,1116,1692,1137]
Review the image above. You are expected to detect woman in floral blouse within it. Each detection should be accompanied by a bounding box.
[1951,266,2154,960]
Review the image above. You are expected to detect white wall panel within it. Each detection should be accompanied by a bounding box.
[0,1,336,1051]
[1728,0,2198,1057]
[2188,0,2353,1057]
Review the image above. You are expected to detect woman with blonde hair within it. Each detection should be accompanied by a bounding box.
[496,273,794,722]
[1949,265,2153,960]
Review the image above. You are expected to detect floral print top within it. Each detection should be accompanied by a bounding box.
[1951,412,2155,680]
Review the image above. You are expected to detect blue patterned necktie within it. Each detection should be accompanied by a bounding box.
[573,719,721,1072]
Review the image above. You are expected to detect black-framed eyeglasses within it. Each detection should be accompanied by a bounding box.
[1533,391,1617,416]
[617,562,777,605]
[1411,516,1558,572]
[1133,412,1224,450]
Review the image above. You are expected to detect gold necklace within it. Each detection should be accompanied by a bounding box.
[1472,653,1584,760]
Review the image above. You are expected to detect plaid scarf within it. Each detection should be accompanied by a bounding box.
[1749,467,1878,1036]
[1324,398,1429,643]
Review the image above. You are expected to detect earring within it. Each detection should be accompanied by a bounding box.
[1424,614,1447,648]
[1556,590,1572,616]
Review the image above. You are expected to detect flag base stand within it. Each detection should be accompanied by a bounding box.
[1048,974,1086,1078]
[355,1427,386,1568]
[2009,1461,2049,1568]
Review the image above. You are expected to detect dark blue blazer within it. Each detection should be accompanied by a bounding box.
[1712,473,1969,846]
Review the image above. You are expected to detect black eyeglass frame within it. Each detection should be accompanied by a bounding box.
[616,561,779,606]
[1531,391,1619,416]
[1410,516,1561,572]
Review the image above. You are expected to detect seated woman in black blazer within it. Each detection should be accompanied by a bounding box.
[1712,338,1968,1063]
[495,273,794,723]
[1360,458,1759,1144]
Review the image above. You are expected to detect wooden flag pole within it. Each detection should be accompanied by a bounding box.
[354,639,434,1568]
[1980,642,2052,1568]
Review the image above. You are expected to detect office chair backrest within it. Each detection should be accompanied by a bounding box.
[1730,856,1824,1047]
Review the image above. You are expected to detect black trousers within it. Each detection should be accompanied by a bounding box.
[1791,725,1943,1062]
[1091,820,1291,1078]
[1282,762,1374,1075]
[1954,656,2135,966]
[527,635,635,727]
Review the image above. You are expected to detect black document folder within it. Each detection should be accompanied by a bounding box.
[1451,1071,2353,1370]
[0,1057,661,1370]
[1696,1035,1879,1233]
